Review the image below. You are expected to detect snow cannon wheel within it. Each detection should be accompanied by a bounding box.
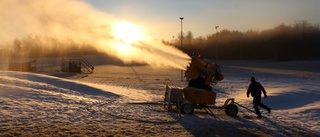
[181,100,194,114]
[225,104,238,116]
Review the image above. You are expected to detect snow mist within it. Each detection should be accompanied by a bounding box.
[0,0,190,69]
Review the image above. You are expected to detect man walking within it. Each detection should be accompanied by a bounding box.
[247,76,271,118]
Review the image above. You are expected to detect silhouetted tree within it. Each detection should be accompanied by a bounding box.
[163,20,320,60]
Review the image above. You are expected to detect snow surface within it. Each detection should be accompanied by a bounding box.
[0,59,319,136]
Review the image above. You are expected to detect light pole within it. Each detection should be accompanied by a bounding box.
[180,17,184,47]
[215,26,219,60]
[179,17,184,81]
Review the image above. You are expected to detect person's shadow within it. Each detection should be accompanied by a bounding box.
[231,99,320,137]
[172,110,266,137]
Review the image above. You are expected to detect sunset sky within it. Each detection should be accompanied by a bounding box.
[84,0,320,40]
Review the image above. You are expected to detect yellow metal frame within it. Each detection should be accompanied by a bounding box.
[183,86,216,105]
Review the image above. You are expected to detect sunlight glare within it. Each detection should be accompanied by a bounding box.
[111,21,144,54]
[112,21,143,44]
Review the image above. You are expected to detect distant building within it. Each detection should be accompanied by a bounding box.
[8,58,36,72]
[61,59,81,73]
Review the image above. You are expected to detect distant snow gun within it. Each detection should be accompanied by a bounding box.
[164,55,238,116]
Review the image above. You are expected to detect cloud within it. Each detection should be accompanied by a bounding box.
[0,0,189,69]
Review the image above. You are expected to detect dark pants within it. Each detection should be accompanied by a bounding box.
[253,97,270,116]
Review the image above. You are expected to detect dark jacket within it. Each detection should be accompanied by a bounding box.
[247,81,266,98]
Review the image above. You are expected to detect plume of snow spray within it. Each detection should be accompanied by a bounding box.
[0,0,190,69]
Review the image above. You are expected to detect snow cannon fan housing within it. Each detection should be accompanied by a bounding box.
[186,57,224,86]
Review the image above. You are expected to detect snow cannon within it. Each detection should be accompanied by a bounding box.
[164,55,238,116]
[186,56,224,90]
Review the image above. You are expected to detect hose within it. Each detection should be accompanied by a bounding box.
[233,102,268,118]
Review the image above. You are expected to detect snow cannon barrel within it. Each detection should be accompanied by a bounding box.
[186,56,224,86]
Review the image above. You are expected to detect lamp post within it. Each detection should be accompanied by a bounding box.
[215,26,219,60]
[180,17,184,47]
[179,17,184,81]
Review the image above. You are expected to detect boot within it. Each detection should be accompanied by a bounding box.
[267,108,271,113]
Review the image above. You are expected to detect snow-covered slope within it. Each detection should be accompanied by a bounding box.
[0,60,319,136]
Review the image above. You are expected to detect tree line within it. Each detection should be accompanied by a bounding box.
[0,35,98,58]
[164,20,320,60]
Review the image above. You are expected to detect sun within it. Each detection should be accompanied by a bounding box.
[112,21,143,53]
